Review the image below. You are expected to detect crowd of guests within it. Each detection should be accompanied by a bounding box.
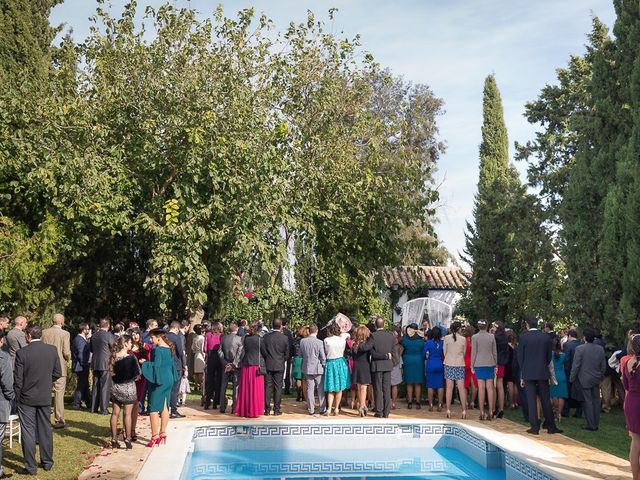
[191,310,640,480]
[190,312,611,438]
[0,315,66,476]
[0,310,638,477]
[0,314,190,476]
[72,318,184,450]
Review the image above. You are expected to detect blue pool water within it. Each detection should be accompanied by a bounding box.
[183,446,506,479]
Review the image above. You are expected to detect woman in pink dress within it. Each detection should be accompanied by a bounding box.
[623,335,640,480]
[203,322,223,409]
[234,322,266,418]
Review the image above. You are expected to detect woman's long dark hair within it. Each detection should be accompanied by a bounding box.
[353,325,371,352]
[248,321,261,336]
[109,334,132,374]
[129,330,145,354]
[428,326,442,342]
[151,331,176,358]
[553,337,562,360]
[450,321,461,342]
[325,322,341,338]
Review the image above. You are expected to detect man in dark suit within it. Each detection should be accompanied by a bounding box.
[262,319,290,416]
[90,318,115,414]
[71,323,91,410]
[282,319,294,395]
[167,321,186,418]
[544,322,557,343]
[511,345,529,422]
[517,315,562,435]
[219,323,244,413]
[563,328,582,418]
[570,327,607,431]
[370,316,394,418]
[14,324,62,476]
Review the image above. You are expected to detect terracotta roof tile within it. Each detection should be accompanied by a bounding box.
[384,266,469,290]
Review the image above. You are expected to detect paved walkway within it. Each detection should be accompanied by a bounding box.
[78,398,632,480]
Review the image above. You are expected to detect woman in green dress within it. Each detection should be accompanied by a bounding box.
[140,328,178,447]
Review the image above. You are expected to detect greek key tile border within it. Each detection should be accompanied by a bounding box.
[505,454,555,480]
[191,423,493,452]
[192,459,449,477]
[193,423,455,439]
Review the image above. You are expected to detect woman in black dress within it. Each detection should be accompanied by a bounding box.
[351,325,374,417]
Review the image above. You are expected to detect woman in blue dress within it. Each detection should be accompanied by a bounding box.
[550,337,568,423]
[140,328,179,447]
[422,326,445,411]
[402,323,425,409]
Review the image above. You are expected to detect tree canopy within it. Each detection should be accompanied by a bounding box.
[519,2,640,341]
[0,2,446,326]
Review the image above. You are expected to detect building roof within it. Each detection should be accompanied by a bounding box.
[383,266,469,290]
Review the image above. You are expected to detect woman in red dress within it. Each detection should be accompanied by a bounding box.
[128,326,151,442]
[462,325,478,409]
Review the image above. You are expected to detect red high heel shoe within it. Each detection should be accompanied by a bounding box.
[157,433,167,445]
[146,435,159,448]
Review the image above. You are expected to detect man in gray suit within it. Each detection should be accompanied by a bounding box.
[219,323,243,413]
[90,318,115,414]
[0,330,15,479]
[570,327,606,431]
[370,316,394,418]
[300,324,326,416]
[6,315,28,367]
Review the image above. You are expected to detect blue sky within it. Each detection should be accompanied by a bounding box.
[50,1,617,266]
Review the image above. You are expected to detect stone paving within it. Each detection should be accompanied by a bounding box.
[78,398,632,480]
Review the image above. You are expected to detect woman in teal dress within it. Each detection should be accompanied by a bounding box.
[141,328,178,447]
[549,337,568,423]
[402,324,425,409]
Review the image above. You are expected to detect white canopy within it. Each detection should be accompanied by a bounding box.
[398,297,453,330]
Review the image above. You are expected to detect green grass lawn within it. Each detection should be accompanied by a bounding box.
[4,406,109,480]
[503,405,630,459]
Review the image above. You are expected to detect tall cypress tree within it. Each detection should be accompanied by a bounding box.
[464,75,520,322]
[607,0,640,339]
[560,27,624,326]
[0,0,61,84]
[464,75,558,325]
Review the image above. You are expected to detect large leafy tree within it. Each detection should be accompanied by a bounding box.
[515,19,610,330]
[561,15,624,333]
[519,3,640,340]
[602,0,640,340]
[2,2,445,325]
[516,19,609,227]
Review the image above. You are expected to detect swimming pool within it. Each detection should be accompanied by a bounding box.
[171,422,558,480]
